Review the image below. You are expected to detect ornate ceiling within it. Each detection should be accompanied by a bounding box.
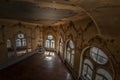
[0,1,76,25]
[0,0,120,37]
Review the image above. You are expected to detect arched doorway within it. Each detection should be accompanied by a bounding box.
[79,46,113,80]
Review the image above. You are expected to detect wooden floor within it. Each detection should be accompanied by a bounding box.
[0,52,74,80]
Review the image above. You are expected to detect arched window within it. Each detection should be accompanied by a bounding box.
[7,39,11,48]
[45,34,55,49]
[51,40,55,48]
[48,35,53,40]
[80,47,113,80]
[16,33,27,56]
[22,39,26,46]
[16,39,21,47]
[90,47,108,64]
[16,33,26,47]
[66,40,75,67]
[82,59,93,80]
[59,38,63,57]
[96,69,112,80]
[45,40,50,48]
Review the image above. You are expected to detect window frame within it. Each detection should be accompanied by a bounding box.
[16,33,26,48]
[45,34,55,49]
[66,40,75,67]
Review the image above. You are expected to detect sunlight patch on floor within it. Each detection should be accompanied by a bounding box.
[44,51,55,61]
[45,56,53,60]
[44,51,55,56]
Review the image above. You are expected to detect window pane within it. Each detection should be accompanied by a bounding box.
[51,40,55,48]
[7,39,11,48]
[82,65,92,80]
[87,67,92,79]
[71,55,74,66]
[95,74,103,80]
[97,69,112,80]
[69,40,74,49]
[67,51,70,63]
[46,40,49,48]
[91,52,97,61]
[16,39,21,47]
[22,39,26,46]
[82,64,87,76]
[91,47,98,53]
[97,56,107,64]
[90,47,108,64]
[48,35,53,40]
[82,59,93,80]
[18,34,24,38]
